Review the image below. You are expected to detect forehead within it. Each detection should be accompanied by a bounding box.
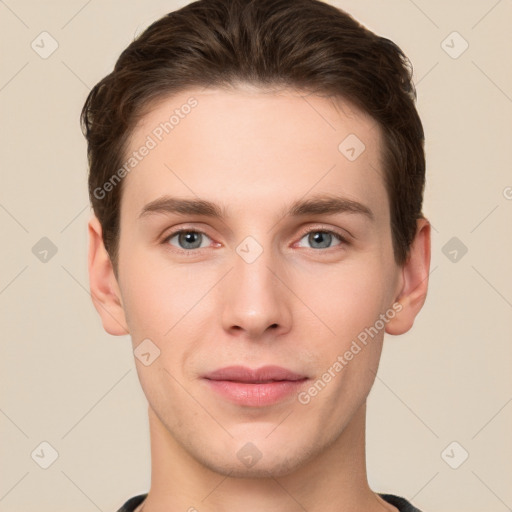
[120,86,388,223]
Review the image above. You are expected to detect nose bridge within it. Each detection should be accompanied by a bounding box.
[220,234,290,337]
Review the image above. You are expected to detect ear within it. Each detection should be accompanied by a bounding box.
[88,214,129,335]
[385,218,431,335]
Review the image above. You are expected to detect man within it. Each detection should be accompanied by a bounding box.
[82,1,430,510]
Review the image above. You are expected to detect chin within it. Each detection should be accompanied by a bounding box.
[194,441,316,479]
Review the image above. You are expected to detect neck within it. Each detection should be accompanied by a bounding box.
[138,401,397,512]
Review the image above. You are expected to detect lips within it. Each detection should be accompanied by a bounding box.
[202,365,309,407]
[203,365,307,383]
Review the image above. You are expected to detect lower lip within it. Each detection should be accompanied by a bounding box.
[204,379,308,407]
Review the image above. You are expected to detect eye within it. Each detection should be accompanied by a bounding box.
[163,229,212,251]
[161,227,348,253]
[296,229,347,250]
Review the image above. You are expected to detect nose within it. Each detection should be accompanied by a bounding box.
[220,243,292,341]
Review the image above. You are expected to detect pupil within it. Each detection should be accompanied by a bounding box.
[310,231,330,248]
[181,231,200,248]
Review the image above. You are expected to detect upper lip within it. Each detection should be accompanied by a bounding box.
[203,365,307,383]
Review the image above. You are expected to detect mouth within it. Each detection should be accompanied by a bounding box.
[203,364,307,382]
[202,365,309,407]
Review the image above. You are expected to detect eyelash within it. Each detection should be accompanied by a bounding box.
[161,226,349,254]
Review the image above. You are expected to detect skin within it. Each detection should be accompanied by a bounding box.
[88,86,430,512]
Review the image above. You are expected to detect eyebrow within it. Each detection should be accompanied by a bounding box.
[138,193,374,221]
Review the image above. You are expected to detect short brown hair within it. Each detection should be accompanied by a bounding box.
[81,0,425,273]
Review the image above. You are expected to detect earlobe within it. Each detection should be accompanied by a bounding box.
[385,218,431,336]
[88,214,129,336]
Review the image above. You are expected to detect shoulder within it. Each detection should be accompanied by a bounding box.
[378,493,424,512]
[115,493,148,512]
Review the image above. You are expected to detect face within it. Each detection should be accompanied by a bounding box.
[101,86,409,477]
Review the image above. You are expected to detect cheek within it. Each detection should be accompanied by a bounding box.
[293,257,392,344]
[118,249,203,342]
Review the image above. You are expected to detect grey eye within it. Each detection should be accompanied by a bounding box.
[298,230,342,249]
[167,230,210,250]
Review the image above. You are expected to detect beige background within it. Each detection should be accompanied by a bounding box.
[1,0,511,511]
